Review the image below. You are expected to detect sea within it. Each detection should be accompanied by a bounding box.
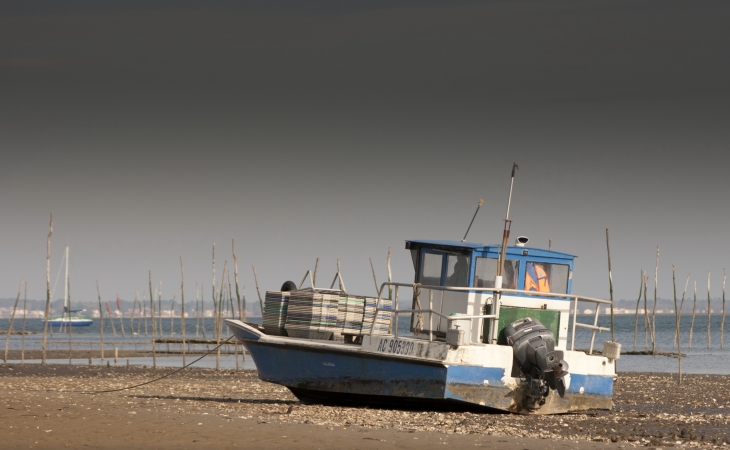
[1,314,727,374]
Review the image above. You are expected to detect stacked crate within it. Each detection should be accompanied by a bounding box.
[262,291,290,336]
[361,296,393,335]
[334,294,366,339]
[284,291,336,340]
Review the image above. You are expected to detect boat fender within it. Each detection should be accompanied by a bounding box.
[280,281,297,292]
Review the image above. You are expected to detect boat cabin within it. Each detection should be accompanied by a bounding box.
[405,239,575,349]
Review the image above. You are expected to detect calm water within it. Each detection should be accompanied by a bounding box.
[1,314,728,374]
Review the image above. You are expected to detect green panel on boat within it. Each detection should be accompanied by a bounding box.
[484,306,560,345]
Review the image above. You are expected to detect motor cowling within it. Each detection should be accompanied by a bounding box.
[505,317,570,411]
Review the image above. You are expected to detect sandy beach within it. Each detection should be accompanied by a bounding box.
[1,363,729,449]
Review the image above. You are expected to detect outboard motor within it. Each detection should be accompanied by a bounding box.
[505,317,570,411]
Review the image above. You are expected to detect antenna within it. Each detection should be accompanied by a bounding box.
[461,199,484,242]
[496,162,518,283]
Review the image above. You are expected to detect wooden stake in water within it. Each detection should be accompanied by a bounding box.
[643,272,650,348]
[195,282,200,337]
[96,281,105,360]
[130,291,136,334]
[313,257,320,287]
[252,264,264,317]
[689,281,697,348]
[651,246,659,355]
[116,294,126,337]
[233,239,244,321]
[180,256,186,367]
[169,295,176,337]
[21,282,27,364]
[68,277,72,366]
[672,264,682,384]
[142,291,148,337]
[4,279,23,364]
[369,258,379,296]
[606,229,615,342]
[149,271,156,369]
[158,282,163,335]
[42,213,53,365]
[722,269,726,349]
[707,272,711,349]
[201,282,206,339]
[216,262,228,371]
[674,274,690,348]
[106,302,117,336]
[633,270,642,348]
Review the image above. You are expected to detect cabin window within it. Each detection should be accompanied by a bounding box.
[473,257,519,289]
[525,262,570,294]
[444,254,470,287]
[420,252,443,286]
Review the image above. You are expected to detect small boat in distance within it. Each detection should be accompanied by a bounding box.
[46,246,93,327]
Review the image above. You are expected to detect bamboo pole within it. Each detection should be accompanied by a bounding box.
[21,283,27,364]
[369,258,379,295]
[4,279,23,363]
[313,258,319,287]
[689,281,697,348]
[217,262,228,371]
[106,302,117,336]
[96,281,104,360]
[201,282,206,339]
[130,291,136,333]
[337,259,343,291]
[180,256,186,367]
[643,272,650,347]
[722,269,726,349]
[707,272,711,349]
[228,269,234,318]
[633,270,642,348]
[233,239,244,321]
[252,265,264,316]
[606,229,615,342]
[67,277,72,366]
[42,213,53,365]
[170,296,176,337]
[158,282,163,334]
[652,246,659,355]
[195,282,200,337]
[116,294,125,337]
[674,274,690,348]
[672,265,682,384]
[142,291,148,337]
[149,271,156,369]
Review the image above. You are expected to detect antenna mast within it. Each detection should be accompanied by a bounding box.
[461,199,484,242]
[496,163,518,284]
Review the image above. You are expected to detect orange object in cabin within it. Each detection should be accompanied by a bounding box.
[525,262,551,292]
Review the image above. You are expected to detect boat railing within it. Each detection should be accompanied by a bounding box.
[368,282,611,353]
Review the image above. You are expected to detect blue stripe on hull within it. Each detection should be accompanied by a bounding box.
[246,341,447,399]
[567,373,613,397]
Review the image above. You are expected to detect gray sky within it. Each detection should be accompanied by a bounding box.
[1,0,729,311]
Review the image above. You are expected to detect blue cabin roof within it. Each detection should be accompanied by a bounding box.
[405,239,575,294]
[405,239,576,260]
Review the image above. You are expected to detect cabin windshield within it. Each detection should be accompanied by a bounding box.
[419,251,471,287]
[474,257,519,289]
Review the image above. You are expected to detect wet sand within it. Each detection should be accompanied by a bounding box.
[1,364,728,449]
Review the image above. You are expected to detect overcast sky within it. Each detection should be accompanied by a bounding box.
[1,0,729,312]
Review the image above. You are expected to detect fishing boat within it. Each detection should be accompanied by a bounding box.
[226,167,619,414]
[46,246,93,327]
